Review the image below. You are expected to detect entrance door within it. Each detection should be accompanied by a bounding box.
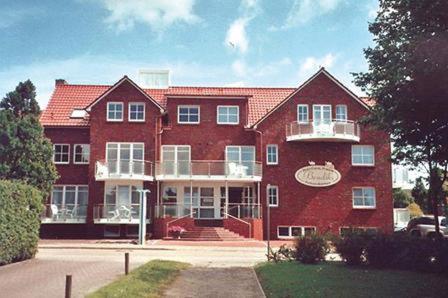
[198,187,215,219]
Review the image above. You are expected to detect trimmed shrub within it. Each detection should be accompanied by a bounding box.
[295,234,329,264]
[334,230,371,265]
[0,180,43,265]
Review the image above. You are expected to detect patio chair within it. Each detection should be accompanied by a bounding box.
[50,204,62,220]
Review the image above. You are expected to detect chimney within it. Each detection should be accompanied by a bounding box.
[55,79,67,86]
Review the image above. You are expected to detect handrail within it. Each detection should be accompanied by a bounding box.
[166,210,196,238]
[223,212,251,238]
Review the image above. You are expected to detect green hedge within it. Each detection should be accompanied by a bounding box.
[0,180,43,265]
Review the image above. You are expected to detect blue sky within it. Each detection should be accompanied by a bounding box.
[0,0,379,108]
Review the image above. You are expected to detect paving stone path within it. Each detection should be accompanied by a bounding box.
[164,267,266,298]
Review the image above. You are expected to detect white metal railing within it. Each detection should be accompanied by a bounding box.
[41,204,87,223]
[156,203,261,219]
[95,160,153,180]
[93,203,150,223]
[286,120,361,141]
[155,161,262,179]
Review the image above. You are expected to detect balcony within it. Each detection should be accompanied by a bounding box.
[93,204,151,224]
[155,161,262,181]
[286,120,361,142]
[41,204,87,224]
[95,160,154,181]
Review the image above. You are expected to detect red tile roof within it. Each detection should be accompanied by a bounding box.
[40,84,295,127]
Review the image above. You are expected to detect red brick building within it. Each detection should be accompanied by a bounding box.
[39,68,393,240]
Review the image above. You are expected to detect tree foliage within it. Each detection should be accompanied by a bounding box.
[0,80,40,118]
[412,177,429,213]
[354,0,448,234]
[393,188,413,208]
[0,81,57,196]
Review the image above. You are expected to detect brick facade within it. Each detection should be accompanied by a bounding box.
[40,69,393,240]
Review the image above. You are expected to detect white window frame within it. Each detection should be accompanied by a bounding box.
[73,144,90,164]
[266,144,278,165]
[277,226,317,239]
[267,185,279,207]
[335,104,348,122]
[352,187,376,209]
[53,144,70,164]
[312,104,332,123]
[217,105,239,125]
[107,102,123,122]
[177,105,200,124]
[297,104,309,123]
[128,102,145,122]
[352,145,375,166]
[51,185,89,208]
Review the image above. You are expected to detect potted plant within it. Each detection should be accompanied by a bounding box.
[168,225,186,239]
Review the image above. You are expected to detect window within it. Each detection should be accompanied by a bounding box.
[162,186,177,203]
[267,185,278,207]
[352,145,375,166]
[106,143,145,175]
[51,185,88,217]
[340,227,378,236]
[70,109,86,118]
[178,105,200,124]
[335,105,347,122]
[217,106,239,124]
[277,226,316,238]
[104,184,141,214]
[313,105,332,125]
[129,103,145,121]
[266,145,278,165]
[53,144,70,164]
[161,145,191,175]
[226,146,256,176]
[107,102,123,121]
[352,187,376,208]
[297,105,309,123]
[73,144,90,164]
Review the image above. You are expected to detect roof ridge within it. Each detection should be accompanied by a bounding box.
[168,85,295,90]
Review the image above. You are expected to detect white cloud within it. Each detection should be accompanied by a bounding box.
[224,0,260,54]
[99,0,200,32]
[232,59,248,76]
[231,57,293,82]
[271,0,341,30]
[298,53,336,78]
[224,81,246,87]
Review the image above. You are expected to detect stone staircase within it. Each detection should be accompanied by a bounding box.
[179,226,246,241]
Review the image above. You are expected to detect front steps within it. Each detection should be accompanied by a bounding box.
[179,226,246,241]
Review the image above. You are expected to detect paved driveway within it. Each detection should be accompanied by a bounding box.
[0,244,267,298]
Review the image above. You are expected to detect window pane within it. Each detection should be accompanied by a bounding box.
[65,186,76,205]
[291,227,302,237]
[77,187,88,205]
[105,185,116,205]
[278,227,289,236]
[52,187,64,205]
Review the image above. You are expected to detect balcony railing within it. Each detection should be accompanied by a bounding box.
[93,204,151,224]
[155,161,262,181]
[41,204,87,223]
[156,203,261,219]
[286,120,361,142]
[95,160,154,181]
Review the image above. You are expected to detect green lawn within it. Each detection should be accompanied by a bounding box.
[87,260,189,298]
[255,262,448,298]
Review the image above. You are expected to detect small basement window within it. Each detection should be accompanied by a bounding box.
[277,226,316,238]
[70,109,87,118]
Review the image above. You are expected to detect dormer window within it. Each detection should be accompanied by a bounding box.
[70,109,87,118]
[129,103,145,122]
[107,102,123,121]
[178,105,200,124]
[217,106,239,125]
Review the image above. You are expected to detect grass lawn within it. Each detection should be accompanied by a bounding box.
[255,262,448,298]
[87,260,189,298]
